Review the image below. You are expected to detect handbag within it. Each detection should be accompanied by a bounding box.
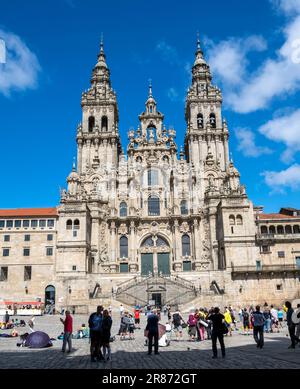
[181,322,188,329]
[222,323,229,335]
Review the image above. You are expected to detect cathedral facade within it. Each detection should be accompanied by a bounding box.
[1,39,300,312]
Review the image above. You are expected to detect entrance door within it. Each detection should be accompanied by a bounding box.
[296,257,300,269]
[151,293,162,307]
[157,253,170,275]
[141,253,154,276]
[45,285,55,305]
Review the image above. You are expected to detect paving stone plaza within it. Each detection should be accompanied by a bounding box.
[0,312,299,369]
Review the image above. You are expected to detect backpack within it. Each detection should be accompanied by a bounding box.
[243,311,249,321]
[89,313,102,331]
[173,313,181,326]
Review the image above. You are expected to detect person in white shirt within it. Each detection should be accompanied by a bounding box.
[270,305,279,333]
[119,304,124,318]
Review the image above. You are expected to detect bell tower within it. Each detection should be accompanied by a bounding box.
[184,37,229,172]
[76,39,121,175]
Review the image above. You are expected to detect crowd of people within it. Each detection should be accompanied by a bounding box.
[2,300,300,360]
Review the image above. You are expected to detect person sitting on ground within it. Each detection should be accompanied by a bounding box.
[19,320,26,327]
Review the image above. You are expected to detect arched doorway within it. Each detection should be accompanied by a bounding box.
[140,235,170,276]
[45,285,55,306]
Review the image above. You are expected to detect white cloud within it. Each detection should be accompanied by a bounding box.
[235,128,273,157]
[261,163,300,192]
[272,0,300,15]
[258,108,300,163]
[206,3,300,113]
[0,29,40,96]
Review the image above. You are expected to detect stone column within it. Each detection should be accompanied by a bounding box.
[130,221,135,261]
[209,211,218,271]
[111,221,116,262]
[224,134,229,169]
[77,139,83,174]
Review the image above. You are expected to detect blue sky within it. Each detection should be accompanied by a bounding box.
[0,0,300,212]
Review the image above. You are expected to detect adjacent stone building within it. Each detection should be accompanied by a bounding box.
[1,39,300,312]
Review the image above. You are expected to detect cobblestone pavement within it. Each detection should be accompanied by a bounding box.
[0,312,299,369]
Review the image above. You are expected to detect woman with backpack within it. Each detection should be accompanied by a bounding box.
[172,310,184,341]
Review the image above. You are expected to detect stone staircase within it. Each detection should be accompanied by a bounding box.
[115,273,198,308]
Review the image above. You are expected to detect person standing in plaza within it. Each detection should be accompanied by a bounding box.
[285,301,298,349]
[295,303,300,341]
[207,307,226,359]
[101,309,112,361]
[134,308,141,329]
[263,306,272,333]
[251,305,265,349]
[277,307,284,329]
[145,309,159,355]
[88,305,104,362]
[60,310,73,353]
[270,305,279,333]
[3,311,10,327]
[224,307,233,337]
[119,304,124,318]
[242,308,250,335]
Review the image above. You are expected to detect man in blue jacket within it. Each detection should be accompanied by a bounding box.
[88,305,104,362]
[145,309,159,355]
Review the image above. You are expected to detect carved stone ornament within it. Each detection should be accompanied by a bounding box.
[118,223,128,235]
[180,222,190,233]
[99,244,109,263]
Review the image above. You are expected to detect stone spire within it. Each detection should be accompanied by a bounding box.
[90,36,111,87]
[192,34,211,84]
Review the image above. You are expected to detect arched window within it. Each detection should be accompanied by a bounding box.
[148,196,160,216]
[229,215,235,225]
[182,234,191,256]
[120,236,128,258]
[180,200,188,215]
[88,116,95,132]
[156,236,169,247]
[236,215,243,225]
[120,202,127,218]
[269,225,276,234]
[74,219,80,230]
[209,113,216,128]
[66,220,72,230]
[293,225,300,234]
[285,225,292,234]
[197,113,203,129]
[141,237,154,247]
[277,225,284,234]
[101,116,108,131]
[261,226,268,234]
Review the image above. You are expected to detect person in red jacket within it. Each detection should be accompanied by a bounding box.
[134,309,141,329]
[60,310,73,353]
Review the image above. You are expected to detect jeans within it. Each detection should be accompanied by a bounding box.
[62,331,72,352]
[264,318,271,332]
[211,331,225,357]
[253,325,264,348]
[148,331,159,354]
[288,324,297,347]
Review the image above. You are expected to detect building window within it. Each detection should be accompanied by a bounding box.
[47,219,55,228]
[23,248,30,256]
[88,116,95,132]
[23,220,30,228]
[260,226,268,234]
[0,267,8,282]
[197,113,203,129]
[231,226,234,234]
[229,215,235,225]
[120,263,129,273]
[6,220,13,228]
[293,225,300,234]
[31,220,38,228]
[182,234,191,256]
[4,235,10,242]
[2,248,9,257]
[236,215,243,225]
[269,226,276,234]
[47,234,53,241]
[73,231,77,237]
[183,261,192,271]
[262,245,270,253]
[120,236,128,259]
[276,284,283,291]
[15,220,21,228]
[72,265,77,271]
[148,196,160,216]
[0,220,4,228]
[180,200,188,215]
[46,247,53,256]
[147,169,158,186]
[74,219,80,230]
[277,225,284,234]
[285,225,292,234]
[278,251,285,258]
[120,202,127,217]
[256,260,262,271]
[39,220,46,228]
[24,266,32,281]
[101,116,108,131]
[66,220,72,230]
[24,235,30,242]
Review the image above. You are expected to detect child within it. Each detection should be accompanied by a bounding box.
[128,314,135,340]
